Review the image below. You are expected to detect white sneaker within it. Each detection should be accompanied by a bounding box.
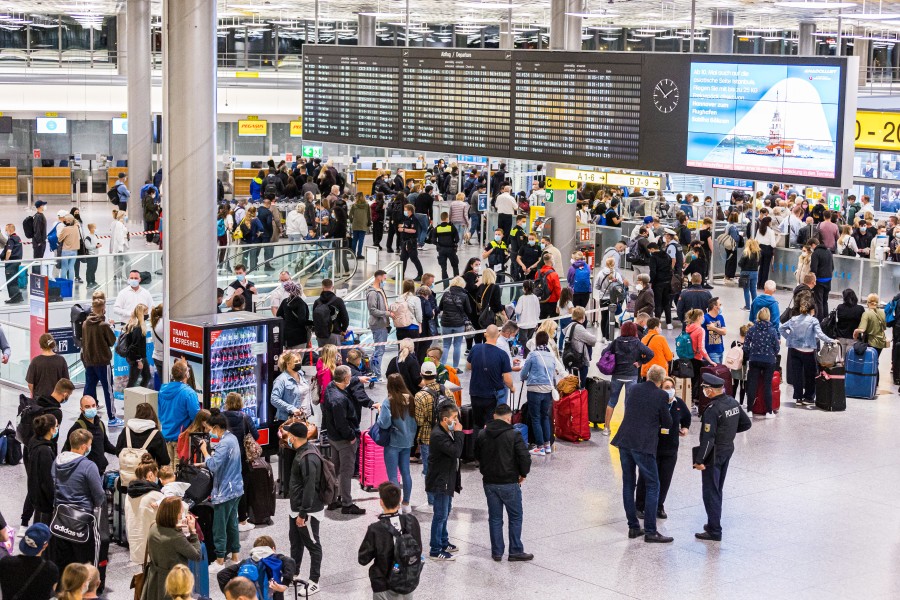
[208,561,227,574]
[543,444,552,454]
[601,428,610,437]
[765,412,776,419]
[401,504,412,514]
[666,324,673,330]
[304,582,321,595]
[529,447,545,456]
[238,522,255,532]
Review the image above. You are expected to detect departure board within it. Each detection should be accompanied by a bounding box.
[302,47,400,146]
[401,49,512,154]
[512,53,642,166]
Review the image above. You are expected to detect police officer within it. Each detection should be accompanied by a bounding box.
[508,215,528,280]
[398,202,424,281]
[692,373,752,542]
[434,211,460,280]
[516,231,543,280]
[482,228,509,272]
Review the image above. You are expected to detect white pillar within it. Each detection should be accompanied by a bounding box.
[358,14,376,47]
[565,0,584,51]
[162,0,218,332]
[127,0,152,223]
[500,22,513,50]
[116,9,127,76]
[798,21,816,57]
[709,9,733,54]
[549,0,566,51]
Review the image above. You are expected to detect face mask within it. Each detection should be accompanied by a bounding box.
[635,284,643,291]
[570,259,576,264]
[446,420,456,430]
[860,227,867,233]
[237,274,246,282]
[406,212,413,218]
[494,235,502,242]
[51,429,58,439]
[665,388,676,400]
[282,281,290,289]
[528,240,535,246]
[540,243,546,250]
[84,408,97,419]
[128,279,139,288]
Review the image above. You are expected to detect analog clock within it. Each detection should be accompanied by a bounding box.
[653,78,679,113]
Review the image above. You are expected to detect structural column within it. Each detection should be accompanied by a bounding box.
[854,26,870,85]
[126,0,152,217]
[549,0,566,50]
[798,21,816,57]
[499,22,513,50]
[709,9,734,54]
[162,0,218,341]
[358,14,376,47]
[564,0,584,51]
[116,8,127,76]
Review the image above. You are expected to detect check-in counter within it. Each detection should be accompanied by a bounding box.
[33,167,71,195]
[0,167,16,196]
[233,168,258,197]
[107,167,128,190]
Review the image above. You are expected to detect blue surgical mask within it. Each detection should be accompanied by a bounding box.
[237,274,246,282]
[406,211,413,218]
[84,408,97,419]
[128,278,139,288]
[528,240,535,246]
[540,242,546,249]
[51,429,59,439]
[494,235,502,242]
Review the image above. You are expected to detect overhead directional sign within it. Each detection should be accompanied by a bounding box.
[550,170,662,190]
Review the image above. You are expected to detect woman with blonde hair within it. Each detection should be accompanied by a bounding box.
[837,224,858,257]
[56,563,90,600]
[109,208,130,279]
[315,344,340,400]
[738,238,761,310]
[123,303,151,388]
[386,337,421,395]
[526,319,566,374]
[81,564,101,599]
[164,564,194,600]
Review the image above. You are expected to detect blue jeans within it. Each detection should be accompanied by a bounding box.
[84,365,113,418]
[430,493,453,555]
[495,388,509,406]
[741,271,758,309]
[351,230,366,256]
[441,326,465,370]
[619,448,660,534]
[371,327,388,377]
[558,316,572,351]
[469,213,481,243]
[608,377,637,408]
[415,214,430,246]
[708,352,723,365]
[484,483,524,557]
[419,444,434,506]
[60,249,77,280]
[527,391,553,446]
[384,446,412,503]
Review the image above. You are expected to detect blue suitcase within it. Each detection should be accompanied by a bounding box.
[845,346,878,399]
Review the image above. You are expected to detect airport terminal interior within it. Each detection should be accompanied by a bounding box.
[2,1,900,599]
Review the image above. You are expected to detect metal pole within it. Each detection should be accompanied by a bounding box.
[837,9,843,56]
[314,0,319,44]
[405,0,410,47]
[690,0,696,53]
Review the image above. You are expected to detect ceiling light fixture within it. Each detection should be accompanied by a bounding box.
[774,1,857,8]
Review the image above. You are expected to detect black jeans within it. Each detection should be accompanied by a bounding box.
[127,357,151,388]
[636,452,678,511]
[653,284,672,325]
[386,223,398,252]
[815,281,831,316]
[746,361,776,412]
[758,244,774,289]
[437,247,459,280]
[289,515,322,583]
[400,240,423,279]
[725,250,738,279]
[4,262,21,300]
[471,396,497,430]
[788,348,817,401]
[372,220,384,247]
[85,256,99,285]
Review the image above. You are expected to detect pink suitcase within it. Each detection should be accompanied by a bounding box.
[359,409,395,492]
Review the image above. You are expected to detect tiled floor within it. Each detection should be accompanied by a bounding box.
[1,198,898,599]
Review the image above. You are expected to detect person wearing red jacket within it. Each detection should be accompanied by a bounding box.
[535,254,561,319]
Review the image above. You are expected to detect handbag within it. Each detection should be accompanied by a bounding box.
[738,274,749,289]
[670,358,695,379]
[130,537,150,600]
[538,352,559,401]
[596,346,617,376]
[49,504,95,544]
[477,286,496,329]
[368,419,392,447]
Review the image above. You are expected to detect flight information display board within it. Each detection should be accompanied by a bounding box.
[512,53,642,166]
[401,49,512,154]
[301,47,855,187]
[302,47,400,146]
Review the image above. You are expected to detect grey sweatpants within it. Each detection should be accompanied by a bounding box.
[331,437,358,506]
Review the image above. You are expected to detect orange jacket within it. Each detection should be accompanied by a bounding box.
[640,329,674,377]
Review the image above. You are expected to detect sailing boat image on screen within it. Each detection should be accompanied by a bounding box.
[686,62,841,179]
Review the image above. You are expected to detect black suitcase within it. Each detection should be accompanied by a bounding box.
[106,478,128,547]
[190,502,216,564]
[246,457,276,525]
[815,366,846,412]
[458,405,476,463]
[892,341,900,386]
[586,377,609,427]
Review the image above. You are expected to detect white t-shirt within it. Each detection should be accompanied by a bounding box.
[114,286,154,322]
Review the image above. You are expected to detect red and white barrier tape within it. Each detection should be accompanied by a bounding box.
[21,230,160,246]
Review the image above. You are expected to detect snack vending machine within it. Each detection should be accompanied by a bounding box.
[169,311,283,456]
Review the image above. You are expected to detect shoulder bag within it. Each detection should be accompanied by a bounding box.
[130,536,150,600]
[49,504,96,545]
[539,352,559,401]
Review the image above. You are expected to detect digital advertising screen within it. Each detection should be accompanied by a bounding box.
[686,62,842,180]
[36,117,67,134]
[112,117,128,135]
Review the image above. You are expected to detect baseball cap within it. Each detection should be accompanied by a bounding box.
[421,362,437,377]
[664,228,677,236]
[34,200,47,208]
[19,523,51,556]
[57,209,67,217]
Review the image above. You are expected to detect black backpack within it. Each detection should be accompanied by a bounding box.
[312,297,339,339]
[71,303,90,350]
[264,174,280,197]
[533,269,552,302]
[107,184,121,204]
[562,323,583,370]
[22,215,35,239]
[16,394,45,449]
[1,420,22,465]
[383,516,424,595]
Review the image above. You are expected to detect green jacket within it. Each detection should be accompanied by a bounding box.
[350,201,372,231]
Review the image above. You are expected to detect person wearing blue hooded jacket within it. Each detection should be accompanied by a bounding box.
[750,280,781,331]
[158,359,201,464]
[376,374,419,514]
[200,408,244,570]
[744,307,781,417]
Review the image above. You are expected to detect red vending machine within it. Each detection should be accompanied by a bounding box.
[169,311,283,456]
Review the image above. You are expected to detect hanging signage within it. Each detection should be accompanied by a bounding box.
[290,120,303,137]
[827,192,842,211]
[855,111,900,152]
[29,274,48,359]
[301,145,322,159]
[605,173,662,190]
[545,177,578,191]
[457,154,488,165]
[170,321,204,355]
[238,119,267,137]
[553,168,606,184]
[712,177,755,191]
[549,170,662,190]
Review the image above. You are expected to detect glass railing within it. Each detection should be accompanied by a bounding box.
[0,319,86,390]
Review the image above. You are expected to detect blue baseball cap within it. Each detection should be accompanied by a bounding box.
[19,523,51,556]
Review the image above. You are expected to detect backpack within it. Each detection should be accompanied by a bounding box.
[562,323,584,369]
[389,298,412,328]
[424,386,455,430]
[22,215,34,239]
[301,444,338,505]
[312,297,340,339]
[47,226,58,252]
[572,265,591,293]
[118,428,158,487]
[716,230,736,252]
[107,184,120,204]
[217,218,227,237]
[676,331,694,359]
[533,269,552,302]
[264,174,280,197]
[237,555,285,600]
[886,296,899,327]
[724,343,744,371]
[1,420,22,465]
[16,394,45,449]
[626,237,646,265]
[71,303,90,350]
[383,517,424,594]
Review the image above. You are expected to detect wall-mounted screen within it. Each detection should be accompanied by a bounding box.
[686,63,841,180]
[0,116,11,134]
[112,117,128,135]
[36,117,67,134]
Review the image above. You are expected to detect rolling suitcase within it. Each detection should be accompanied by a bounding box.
[586,377,609,428]
[246,456,276,525]
[846,346,879,399]
[190,502,216,564]
[458,404,477,463]
[359,409,392,491]
[188,542,210,596]
[892,341,900,386]
[752,369,782,415]
[815,366,846,411]
[553,389,590,443]
[105,474,128,547]
[701,364,734,397]
[511,388,529,445]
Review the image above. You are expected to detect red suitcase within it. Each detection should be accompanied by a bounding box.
[553,390,591,443]
[701,364,734,397]
[752,370,782,415]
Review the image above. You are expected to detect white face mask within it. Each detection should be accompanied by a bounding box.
[665,388,676,400]
[635,284,644,291]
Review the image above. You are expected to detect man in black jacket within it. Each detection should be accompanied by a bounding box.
[474,404,533,562]
[610,365,674,543]
[321,366,365,515]
[808,238,834,316]
[284,421,323,596]
[31,200,48,266]
[3,223,23,303]
[434,212,460,280]
[647,242,673,328]
[676,273,713,326]
[425,402,464,561]
[62,395,116,475]
[358,482,423,596]
[312,279,349,347]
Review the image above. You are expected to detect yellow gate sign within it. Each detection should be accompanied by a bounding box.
[545,177,578,191]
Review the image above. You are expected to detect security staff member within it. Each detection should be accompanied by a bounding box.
[516,232,543,279]
[692,373,752,542]
[434,211,460,280]
[482,228,509,271]
[508,215,528,280]
[398,202,424,281]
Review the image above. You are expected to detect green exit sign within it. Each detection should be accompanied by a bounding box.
[301,145,322,159]
[566,189,576,203]
[827,193,842,211]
